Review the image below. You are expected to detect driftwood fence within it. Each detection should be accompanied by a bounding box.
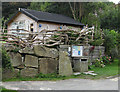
[0,26,95,48]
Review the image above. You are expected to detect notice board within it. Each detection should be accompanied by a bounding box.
[71,46,83,57]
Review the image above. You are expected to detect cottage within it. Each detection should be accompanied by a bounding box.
[6,8,84,33]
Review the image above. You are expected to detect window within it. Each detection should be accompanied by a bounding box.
[19,20,25,29]
[19,21,24,25]
[17,26,20,32]
[12,22,17,25]
[30,23,34,32]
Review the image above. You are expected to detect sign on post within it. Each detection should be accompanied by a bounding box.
[71,46,83,57]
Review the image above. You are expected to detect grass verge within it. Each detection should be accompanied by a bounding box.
[1,87,17,92]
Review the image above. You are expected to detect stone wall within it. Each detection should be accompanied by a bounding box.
[2,45,105,79]
[3,45,59,79]
[59,45,105,61]
[84,46,105,60]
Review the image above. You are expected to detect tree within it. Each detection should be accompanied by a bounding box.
[103,29,117,56]
[29,2,52,12]
[99,5,118,30]
[81,13,100,28]
[29,2,73,18]
[2,2,30,19]
[1,17,9,32]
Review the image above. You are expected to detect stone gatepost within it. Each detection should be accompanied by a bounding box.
[59,45,73,76]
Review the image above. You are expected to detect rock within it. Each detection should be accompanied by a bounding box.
[17,64,25,69]
[59,45,70,49]
[88,71,94,73]
[25,55,38,68]
[2,69,19,79]
[73,72,81,75]
[59,51,73,76]
[14,69,20,73]
[83,72,97,76]
[4,45,15,51]
[83,46,89,56]
[21,68,38,77]
[83,71,94,74]
[34,45,58,58]
[39,58,58,74]
[19,47,34,54]
[8,52,22,67]
[89,73,97,76]
[59,45,71,51]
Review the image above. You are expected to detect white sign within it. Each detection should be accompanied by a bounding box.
[72,46,83,57]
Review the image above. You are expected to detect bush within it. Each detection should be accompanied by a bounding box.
[110,47,118,59]
[94,58,105,68]
[1,46,12,69]
[116,32,120,57]
[93,55,113,68]
[89,29,103,46]
[103,29,117,56]
[102,56,112,64]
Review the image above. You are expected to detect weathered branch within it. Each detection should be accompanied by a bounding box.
[68,2,76,20]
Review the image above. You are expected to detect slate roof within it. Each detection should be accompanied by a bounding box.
[7,8,84,26]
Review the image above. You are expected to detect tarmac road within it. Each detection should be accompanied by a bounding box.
[1,77,119,90]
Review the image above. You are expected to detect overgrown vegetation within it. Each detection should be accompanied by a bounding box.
[89,28,103,46]
[92,56,112,68]
[103,29,118,59]
[1,46,12,69]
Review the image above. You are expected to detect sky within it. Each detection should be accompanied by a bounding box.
[109,0,119,4]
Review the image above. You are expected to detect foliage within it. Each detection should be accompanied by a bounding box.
[110,47,118,59]
[116,32,120,53]
[99,5,118,30]
[29,2,73,18]
[103,29,117,55]
[89,29,103,46]
[2,2,30,19]
[1,46,12,69]
[93,55,113,68]
[81,2,118,30]
[1,17,9,31]
[89,59,118,79]
[1,87,17,92]
[35,73,65,78]
[94,58,105,68]
[29,2,52,12]
[81,13,100,28]
[102,56,112,64]
[11,48,20,53]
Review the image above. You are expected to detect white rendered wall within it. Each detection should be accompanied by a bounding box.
[8,13,37,32]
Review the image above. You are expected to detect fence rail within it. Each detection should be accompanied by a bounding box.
[0,26,96,48]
